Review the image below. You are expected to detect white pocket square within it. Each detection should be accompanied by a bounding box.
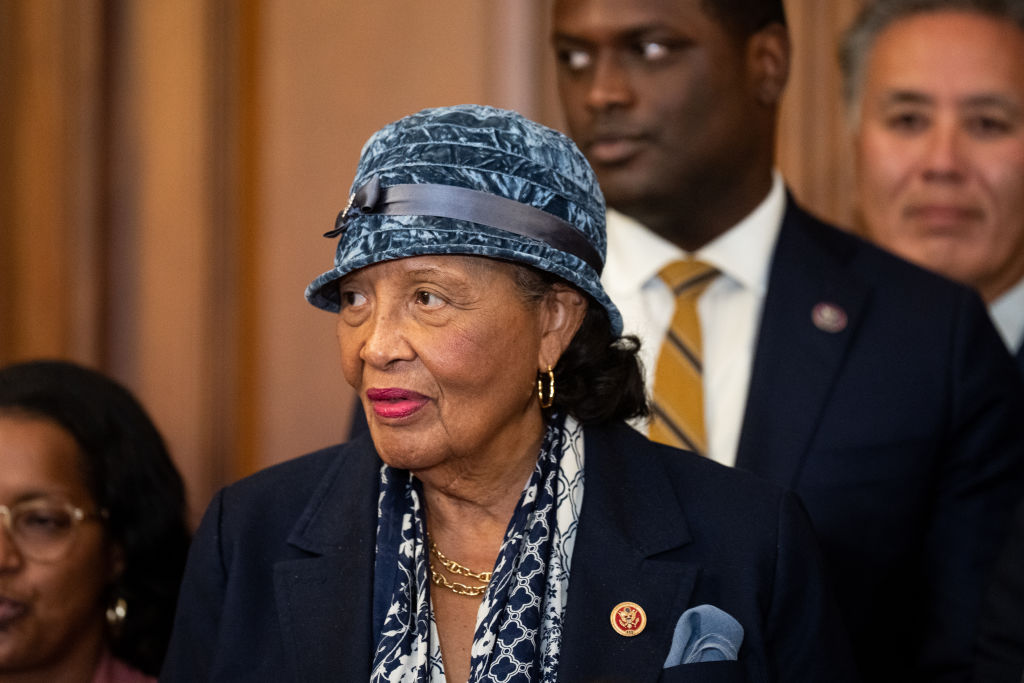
[663,604,745,667]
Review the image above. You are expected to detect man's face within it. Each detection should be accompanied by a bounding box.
[854,11,1024,302]
[552,0,773,238]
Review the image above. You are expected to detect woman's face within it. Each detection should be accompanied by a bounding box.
[337,255,581,476]
[0,415,116,675]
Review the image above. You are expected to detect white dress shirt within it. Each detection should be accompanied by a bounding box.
[989,275,1024,356]
[601,172,786,467]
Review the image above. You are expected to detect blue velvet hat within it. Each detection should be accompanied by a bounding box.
[304,104,622,335]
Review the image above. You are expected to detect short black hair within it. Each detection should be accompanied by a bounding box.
[0,360,191,676]
[701,0,788,40]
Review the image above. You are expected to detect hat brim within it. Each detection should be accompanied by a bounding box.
[305,214,623,336]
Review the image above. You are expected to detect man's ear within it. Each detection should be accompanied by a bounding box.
[538,284,588,371]
[748,23,791,106]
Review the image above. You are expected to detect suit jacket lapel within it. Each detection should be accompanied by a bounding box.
[274,437,380,680]
[736,199,870,488]
[559,424,698,682]
[268,427,698,681]
[1015,342,1024,378]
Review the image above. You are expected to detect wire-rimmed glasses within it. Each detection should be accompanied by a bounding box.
[0,498,107,563]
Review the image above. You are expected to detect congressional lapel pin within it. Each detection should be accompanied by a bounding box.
[610,601,647,637]
[811,302,848,333]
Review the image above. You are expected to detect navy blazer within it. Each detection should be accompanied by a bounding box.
[974,499,1024,682]
[733,200,1024,682]
[161,422,857,682]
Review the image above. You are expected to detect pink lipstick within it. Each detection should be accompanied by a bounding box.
[365,388,429,419]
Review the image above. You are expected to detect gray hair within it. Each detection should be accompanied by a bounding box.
[839,0,1024,121]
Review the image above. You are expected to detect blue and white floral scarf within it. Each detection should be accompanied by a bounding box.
[370,413,585,683]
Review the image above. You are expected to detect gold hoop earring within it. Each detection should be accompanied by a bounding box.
[537,366,555,409]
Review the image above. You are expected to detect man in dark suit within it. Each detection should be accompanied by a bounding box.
[551,0,1024,680]
[841,0,1024,376]
[840,3,1024,678]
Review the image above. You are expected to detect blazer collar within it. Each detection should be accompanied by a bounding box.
[735,197,870,487]
[274,436,380,680]
[559,423,699,682]
[272,426,700,681]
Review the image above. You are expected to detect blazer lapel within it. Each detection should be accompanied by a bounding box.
[736,199,870,488]
[274,437,380,680]
[559,424,698,683]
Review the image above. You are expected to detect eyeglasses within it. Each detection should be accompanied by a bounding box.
[0,499,107,563]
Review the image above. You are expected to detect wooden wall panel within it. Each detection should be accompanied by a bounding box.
[0,1,11,360]
[100,1,224,521]
[0,0,103,363]
[778,0,863,228]
[247,0,499,474]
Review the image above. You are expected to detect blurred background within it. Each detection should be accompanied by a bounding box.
[0,0,860,524]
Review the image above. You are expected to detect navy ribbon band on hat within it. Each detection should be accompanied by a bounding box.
[325,176,604,274]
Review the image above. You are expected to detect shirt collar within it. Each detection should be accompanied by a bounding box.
[989,275,1024,353]
[603,172,785,296]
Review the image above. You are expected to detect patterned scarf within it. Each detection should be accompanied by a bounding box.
[370,413,585,683]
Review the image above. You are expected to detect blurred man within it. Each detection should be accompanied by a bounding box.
[843,0,1024,372]
[841,2,1024,679]
[551,0,1024,680]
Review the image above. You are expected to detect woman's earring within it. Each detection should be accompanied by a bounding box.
[537,366,555,409]
[106,597,127,629]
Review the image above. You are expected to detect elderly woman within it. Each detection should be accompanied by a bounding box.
[162,105,854,682]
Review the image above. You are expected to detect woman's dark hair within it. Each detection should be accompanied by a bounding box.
[513,266,649,424]
[0,360,190,676]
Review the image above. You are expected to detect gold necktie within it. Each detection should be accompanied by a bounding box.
[649,259,718,455]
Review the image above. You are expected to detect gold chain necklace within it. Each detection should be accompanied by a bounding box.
[429,540,491,597]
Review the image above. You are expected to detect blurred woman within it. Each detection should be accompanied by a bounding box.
[0,360,190,682]
[163,105,854,681]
